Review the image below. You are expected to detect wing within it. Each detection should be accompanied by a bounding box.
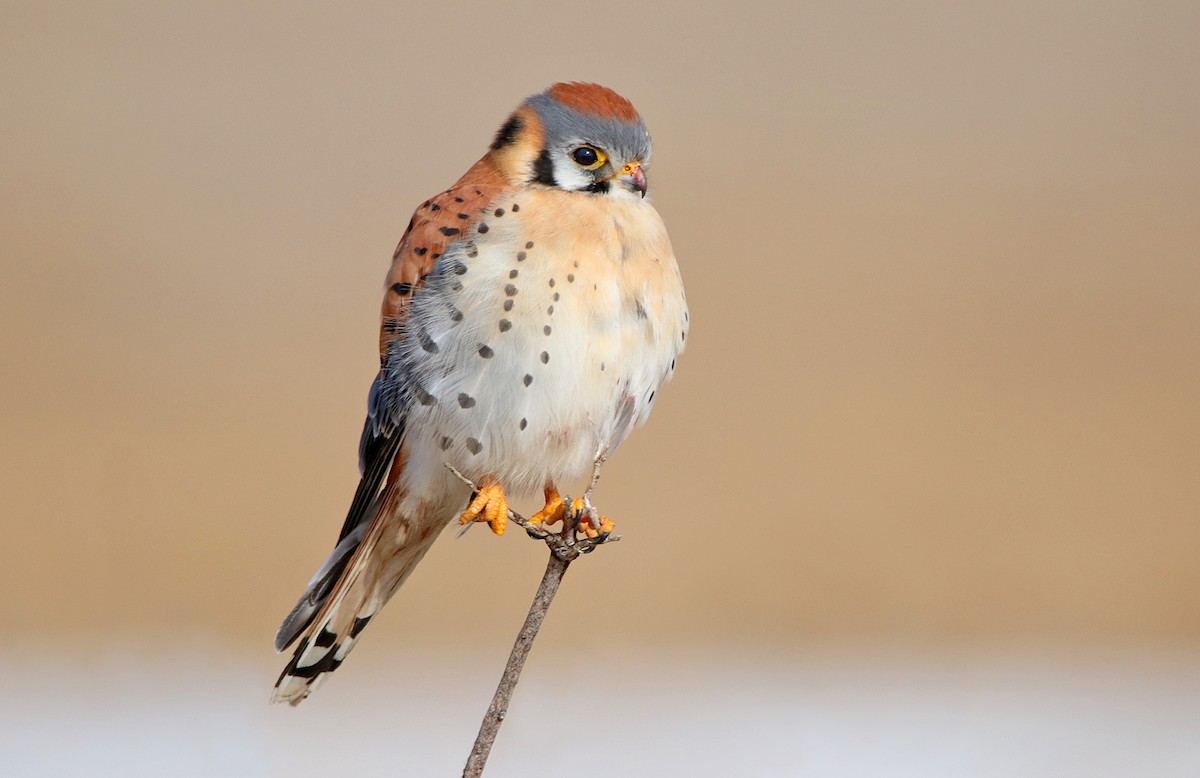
[277,155,513,652]
[339,154,514,544]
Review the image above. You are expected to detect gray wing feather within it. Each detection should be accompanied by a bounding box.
[275,368,407,651]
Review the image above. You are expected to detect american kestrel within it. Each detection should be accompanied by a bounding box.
[273,83,688,705]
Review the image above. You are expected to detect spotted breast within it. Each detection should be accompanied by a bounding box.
[391,186,687,501]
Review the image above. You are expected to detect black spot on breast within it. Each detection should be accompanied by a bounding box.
[519,418,527,430]
[450,281,463,292]
[477,223,489,234]
[413,246,428,256]
[465,438,483,455]
[494,208,505,217]
[457,213,469,219]
[544,325,551,335]
[540,351,549,364]
[430,203,441,211]
[467,248,478,258]
[454,196,465,203]
[505,284,518,296]
[440,226,460,236]
[523,374,532,387]
[549,279,556,288]
[451,261,468,275]
[418,330,438,353]
[525,241,534,249]
[635,300,648,319]
[491,114,523,149]
[457,393,476,409]
[414,385,436,406]
[431,252,441,259]
[503,299,513,312]
[600,362,605,371]
[499,319,512,332]
[567,273,575,283]
[553,292,559,302]
[516,251,527,261]
[547,305,554,315]
[441,436,453,451]
[449,307,464,322]
[478,345,494,358]
[512,204,520,212]
[391,282,413,296]
[509,269,518,279]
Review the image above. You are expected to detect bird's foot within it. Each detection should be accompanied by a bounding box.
[576,496,615,541]
[529,488,614,542]
[458,481,509,536]
[529,487,567,528]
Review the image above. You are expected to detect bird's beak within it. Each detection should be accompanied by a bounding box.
[617,161,647,197]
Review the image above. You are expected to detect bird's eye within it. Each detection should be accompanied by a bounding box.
[570,145,606,169]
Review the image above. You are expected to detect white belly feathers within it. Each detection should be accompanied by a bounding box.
[392,191,687,499]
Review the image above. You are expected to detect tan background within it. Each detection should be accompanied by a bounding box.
[1,2,1198,775]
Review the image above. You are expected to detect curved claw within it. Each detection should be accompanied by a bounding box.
[523,523,550,540]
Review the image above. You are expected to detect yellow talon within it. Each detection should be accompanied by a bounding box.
[459,481,508,536]
[527,486,616,538]
[579,507,615,539]
[530,489,615,538]
[529,487,567,527]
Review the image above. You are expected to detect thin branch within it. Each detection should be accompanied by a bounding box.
[461,542,568,777]
[450,465,615,778]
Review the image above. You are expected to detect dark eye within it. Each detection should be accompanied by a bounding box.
[571,146,604,168]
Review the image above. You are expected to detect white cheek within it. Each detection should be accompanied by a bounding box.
[551,157,593,191]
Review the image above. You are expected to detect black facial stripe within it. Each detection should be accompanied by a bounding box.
[532,148,556,187]
[491,114,523,150]
[584,180,611,195]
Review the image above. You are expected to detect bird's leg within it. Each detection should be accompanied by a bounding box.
[577,454,614,540]
[584,452,608,500]
[458,478,509,536]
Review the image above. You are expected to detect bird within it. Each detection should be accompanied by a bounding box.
[272,82,689,705]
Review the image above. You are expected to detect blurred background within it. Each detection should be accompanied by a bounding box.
[2,1,1198,775]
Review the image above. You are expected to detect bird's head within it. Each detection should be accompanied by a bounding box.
[489,82,652,200]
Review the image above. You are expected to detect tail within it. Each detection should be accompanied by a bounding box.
[272,489,445,706]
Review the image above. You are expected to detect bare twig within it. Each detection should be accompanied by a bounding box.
[450,465,616,778]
